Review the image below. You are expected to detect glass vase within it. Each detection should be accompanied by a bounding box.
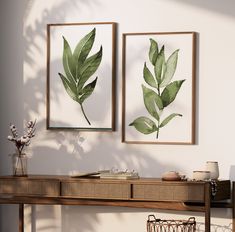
[12,153,28,176]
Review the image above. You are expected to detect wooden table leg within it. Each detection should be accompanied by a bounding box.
[232,182,235,232]
[19,204,24,232]
[205,182,211,232]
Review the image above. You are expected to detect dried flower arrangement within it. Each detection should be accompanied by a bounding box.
[7,120,36,155]
[7,120,36,176]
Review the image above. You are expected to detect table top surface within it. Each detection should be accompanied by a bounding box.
[0,175,230,185]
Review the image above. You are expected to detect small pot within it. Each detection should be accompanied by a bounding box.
[162,171,181,181]
[193,171,210,181]
[205,161,219,180]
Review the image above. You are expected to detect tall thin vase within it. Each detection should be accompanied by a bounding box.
[12,153,28,176]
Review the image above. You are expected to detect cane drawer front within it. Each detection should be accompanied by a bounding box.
[0,179,60,196]
[61,181,131,199]
[132,183,205,202]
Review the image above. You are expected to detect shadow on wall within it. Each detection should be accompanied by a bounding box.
[0,0,28,231]
[22,0,235,231]
[63,207,233,232]
[23,1,107,232]
[197,222,232,232]
[22,0,163,232]
[21,0,182,231]
[165,0,235,18]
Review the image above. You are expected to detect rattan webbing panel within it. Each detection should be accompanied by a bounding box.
[0,179,60,196]
[61,182,131,199]
[132,184,204,202]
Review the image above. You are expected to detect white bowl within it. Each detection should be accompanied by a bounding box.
[193,171,210,181]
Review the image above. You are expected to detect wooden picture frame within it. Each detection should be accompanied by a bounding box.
[122,32,196,144]
[47,22,116,131]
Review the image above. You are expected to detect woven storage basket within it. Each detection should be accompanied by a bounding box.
[147,215,196,232]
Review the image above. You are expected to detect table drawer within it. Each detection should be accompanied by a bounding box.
[0,179,60,196]
[61,181,131,199]
[132,184,205,202]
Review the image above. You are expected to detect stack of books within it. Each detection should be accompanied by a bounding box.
[71,170,139,180]
[100,170,139,180]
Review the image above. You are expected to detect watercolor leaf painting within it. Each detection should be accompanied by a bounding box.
[58,28,102,125]
[129,38,185,139]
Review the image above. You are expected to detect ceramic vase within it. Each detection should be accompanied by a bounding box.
[205,161,219,180]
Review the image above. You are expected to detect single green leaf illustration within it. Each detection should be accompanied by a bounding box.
[154,45,165,84]
[130,38,184,139]
[160,49,179,87]
[149,38,158,65]
[129,117,158,134]
[62,37,76,83]
[142,85,163,121]
[161,80,185,107]
[79,77,98,103]
[59,28,102,125]
[143,63,157,88]
[159,113,182,128]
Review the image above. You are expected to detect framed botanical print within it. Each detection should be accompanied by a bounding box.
[122,32,196,144]
[47,22,116,130]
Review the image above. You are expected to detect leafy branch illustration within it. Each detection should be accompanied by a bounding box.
[58,28,102,125]
[129,38,185,139]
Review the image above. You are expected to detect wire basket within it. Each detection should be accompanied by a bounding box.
[147,215,196,232]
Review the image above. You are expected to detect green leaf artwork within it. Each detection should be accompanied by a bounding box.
[58,28,102,125]
[129,38,185,139]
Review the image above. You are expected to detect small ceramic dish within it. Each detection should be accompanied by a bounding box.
[192,171,210,181]
[162,171,181,181]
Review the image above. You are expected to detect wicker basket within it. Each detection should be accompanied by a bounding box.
[147,215,196,232]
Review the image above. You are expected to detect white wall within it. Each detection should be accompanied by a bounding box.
[1,0,235,231]
[0,0,27,231]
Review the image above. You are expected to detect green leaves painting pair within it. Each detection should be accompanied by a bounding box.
[59,28,102,125]
[129,38,185,139]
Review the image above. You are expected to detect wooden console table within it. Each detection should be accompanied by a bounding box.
[0,176,233,232]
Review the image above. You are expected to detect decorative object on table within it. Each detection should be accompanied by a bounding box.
[210,179,218,198]
[47,22,116,131]
[147,215,196,232]
[122,32,196,144]
[70,170,109,178]
[99,168,139,179]
[70,169,139,179]
[205,161,219,180]
[7,120,36,176]
[192,170,210,181]
[161,171,181,181]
